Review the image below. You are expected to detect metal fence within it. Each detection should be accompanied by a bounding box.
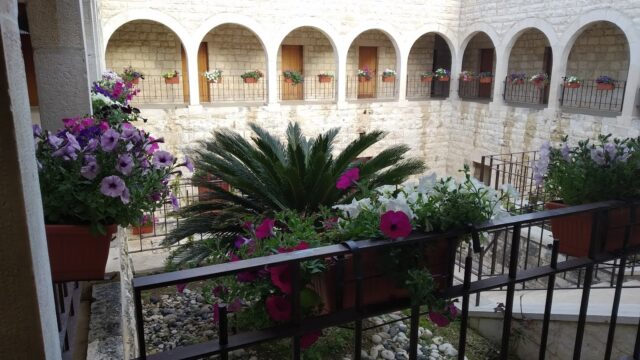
[346,75,398,100]
[132,201,640,360]
[560,79,626,114]
[503,78,548,106]
[131,75,187,105]
[405,76,450,99]
[458,77,493,100]
[277,75,336,102]
[54,281,82,358]
[203,76,267,104]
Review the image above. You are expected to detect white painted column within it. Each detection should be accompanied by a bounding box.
[186,43,200,106]
[0,1,61,358]
[336,46,347,104]
[397,46,408,102]
[621,42,640,117]
[546,44,565,112]
[267,47,279,105]
[450,48,463,100]
[82,0,100,82]
[28,0,92,130]
[492,46,508,105]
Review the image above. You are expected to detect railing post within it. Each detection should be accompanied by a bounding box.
[291,262,301,360]
[219,304,228,360]
[458,251,473,360]
[134,287,146,359]
[500,223,521,359]
[539,240,559,360]
[343,240,363,360]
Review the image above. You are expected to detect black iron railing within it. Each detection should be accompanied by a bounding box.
[503,78,548,105]
[346,75,398,100]
[277,75,336,102]
[131,75,187,105]
[458,77,493,100]
[405,76,450,99]
[132,201,640,360]
[203,76,267,104]
[560,78,626,114]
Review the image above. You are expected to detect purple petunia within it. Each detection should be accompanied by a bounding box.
[100,128,120,152]
[116,154,134,175]
[184,155,194,172]
[81,157,100,180]
[120,187,130,204]
[32,124,42,137]
[100,175,126,197]
[590,148,606,165]
[170,194,180,210]
[48,133,63,149]
[152,150,173,168]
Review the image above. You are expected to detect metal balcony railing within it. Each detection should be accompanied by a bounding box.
[405,75,450,99]
[560,78,626,114]
[346,75,398,100]
[458,77,493,100]
[277,75,336,102]
[130,75,188,105]
[203,76,267,104]
[503,78,549,106]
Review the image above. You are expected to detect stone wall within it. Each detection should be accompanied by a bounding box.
[204,24,266,77]
[461,32,495,74]
[507,29,550,77]
[346,30,398,99]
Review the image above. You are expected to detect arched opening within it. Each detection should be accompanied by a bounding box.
[200,24,267,104]
[562,21,629,114]
[460,32,496,100]
[105,20,188,104]
[406,33,452,99]
[505,28,553,106]
[346,30,399,100]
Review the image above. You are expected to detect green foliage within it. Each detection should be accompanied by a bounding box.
[283,70,304,84]
[241,70,264,80]
[161,70,179,79]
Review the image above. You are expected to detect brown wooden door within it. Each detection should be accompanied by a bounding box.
[478,48,494,98]
[542,46,553,104]
[358,46,377,99]
[181,46,189,103]
[281,45,303,100]
[197,42,210,102]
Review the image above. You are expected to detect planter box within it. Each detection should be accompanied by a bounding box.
[130,78,140,85]
[597,83,615,91]
[510,79,525,85]
[564,82,581,89]
[284,77,294,84]
[164,76,179,85]
[314,237,454,313]
[46,224,117,282]
[208,78,222,84]
[421,76,433,83]
[545,201,640,257]
[532,80,546,88]
[358,77,370,83]
[197,174,231,202]
[437,76,450,82]
[382,76,396,83]
[243,77,258,84]
[479,77,493,84]
[131,224,153,235]
[318,75,332,83]
[461,77,475,82]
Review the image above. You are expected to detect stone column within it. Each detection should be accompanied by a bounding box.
[267,49,278,105]
[186,44,200,106]
[0,1,61,359]
[492,46,508,106]
[27,0,92,130]
[336,46,347,104]
[397,46,408,102]
[82,0,101,82]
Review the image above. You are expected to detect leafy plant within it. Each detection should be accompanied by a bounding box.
[564,75,582,84]
[434,68,450,79]
[508,72,527,83]
[529,73,549,83]
[382,68,396,77]
[478,71,493,78]
[204,69,223,83]
[357,67,372,80]
[92,71,144,124]
[120,66,144,82]
[460,70,475,81]
[317,72,334,77]
[596,75,616,84]
[162,70,179,79]
[241,70,263,80]
[421,71,434,78]
[283,70,304,84]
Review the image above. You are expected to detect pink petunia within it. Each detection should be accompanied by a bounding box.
[265,295,291,322]
[229,253,257,282]
[176,283,187,293]
[428,311,450,327]
[300,330,322,349]
[269,264,293,294]
[255,218,275,239]
[336,167,360,190]
[277,241,310,253]
[380,211,412,240]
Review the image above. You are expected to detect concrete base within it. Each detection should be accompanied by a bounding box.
[87,282,123,360]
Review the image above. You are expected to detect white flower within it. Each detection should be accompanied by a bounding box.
[91,92,114,105]
[417,173,437,193]
[380,193,415,219]
[499,183,520,200]
[333,198,361,219]
[375,185,396,196]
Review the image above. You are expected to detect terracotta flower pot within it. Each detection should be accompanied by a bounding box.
[284,77,294,84]
[197,173,231,202]
[421,76,433,83]
[382,76,396,83]
[564,82,581,89]
[164,76,179,84]
[510,79,525,85]
[313,237,453,313]
[243,77,258,84]
[545,201,640,257]
[131,223,153,235]
[479,77,493,84]
[130,78,140,85]
[597,83,615,91]
[318,75,332,83]
[208,77,222,84]
[46,224,117,282]
[358,77,370,83]
[532,80,545,88]
[437,76,450,82]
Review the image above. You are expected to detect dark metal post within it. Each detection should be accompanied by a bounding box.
[134,288,147,359]
[408,305,420,360]
[500,223,522,359]
[539,240,559,360]
[458,253,473,360]
[291,262,301,360]
[219,304,228,360]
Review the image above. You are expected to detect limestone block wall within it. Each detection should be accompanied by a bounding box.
[346,30,398,99]
[461,32,496,74]
[566,22,629,81]
[204,24,266,77]
[407,33,435,78]
[507,29,550,77]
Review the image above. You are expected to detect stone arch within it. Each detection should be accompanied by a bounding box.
[273,19,340,59]
[405,26,457,61]
[405,30,455,99]
[192,14,269,53]
[500,19,559,55]
[459,23,500,55]
[459,26,499,100]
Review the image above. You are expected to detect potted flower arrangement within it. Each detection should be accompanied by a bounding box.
[434,68,450,82]
[508,72,527,85]
[381,68,397,83]
[131,214,155,235]
[317,72,334,83]
[420,71,434,83]
[478,71,493,84]
[460,70,476,82]
[162,70,179,84]
[596,75,616,91]
[357,67,372,82]
[283,70,303,85]
[533,135,640,257]
[241,70,263,84]
[91,71,144,124]
[204,69,223,84]
[564,76,582,89]
[529,73,549,88]
[35,73,192,282]
[120,66,144,85]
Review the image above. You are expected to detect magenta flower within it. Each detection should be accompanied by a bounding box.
[100,128,120,152]
[300,331,322,349]
[176,283,187,293]
[265,295,291,322]
[229,253,257,282]
[380,211,412,240]
[146,136,160,154]
[277,241,310,253]
[255,218,275,239]
[99,121,109,131]
[100,175,126,197]
[152,150,173,168]
[336,167,360,190]
[269,264,293,294]
[428,311,450,327]
[234,236,253,249]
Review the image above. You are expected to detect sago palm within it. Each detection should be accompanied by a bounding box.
[164,122,425,266]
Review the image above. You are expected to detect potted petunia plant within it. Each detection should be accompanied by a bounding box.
[162,70,180,84]
[381,68,397,83]
[529,73,549,88]
[460,70,475,82]
[120,66,144,85]
[534,135,640,257]
[131,214,156,235]
[357,67,373,82]
[35,73,193,282]
[434,68,450,82]
[204,69,223,84]
[563,76,582,89]
[241,70,263,84]
[283,70,303,85]
[508,72,527,85]
[596,75,616,91]
[317,72,333,83]
[420,71,434,83]
[478,71,493,84]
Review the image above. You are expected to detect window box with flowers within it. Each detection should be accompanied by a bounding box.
[529,73,549,88]
[317,72,333,83]
[120,66,144,85]
[420,71,434,83]
[434,68,450,82]
[460,70,475,82]
[533,135,640,257]
[131,214,156,235]
[35,71,193,282]
[162,70,179,84]
[357,67,373,82]
[478,71,493,84]
[241,70,263,84]
[508,72,527,85]
[204,69,223,84]
[381,68,396,83]
[563,76,582,89]
[596,75,616,91]
[283,70,303,85]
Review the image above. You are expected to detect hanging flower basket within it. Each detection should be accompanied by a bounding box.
[208,77,222,84]
[597,83,615,91]
[318,75,332,83]
[284,77,294,84]
[244,77,258,84]
[165,76,179,85]
[421,75,433,83]
[131,223,153,235]
[479,77,493,84]
[545,201,640,257]
[564,82,581,89]
[46,224,117,282]
[382,75,396,83]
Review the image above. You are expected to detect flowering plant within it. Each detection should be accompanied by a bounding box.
[357,66,372,80]
[529,73,549,83]
[120,66,144,83]
[434,68,450,79]
[162,70,179,79]
[240,70,263,80]
[204,69,223,83]
[382,68,397,77]
[596,75,616,84]
[92,71,143,125]
[421,71,434,78]
[478,71,493,78]
[460,70,476,81]
[564,76,581,84]
[533,135,640,205]
[283,70,304,84]
[317,72,334,77]
[508,72,527,83]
